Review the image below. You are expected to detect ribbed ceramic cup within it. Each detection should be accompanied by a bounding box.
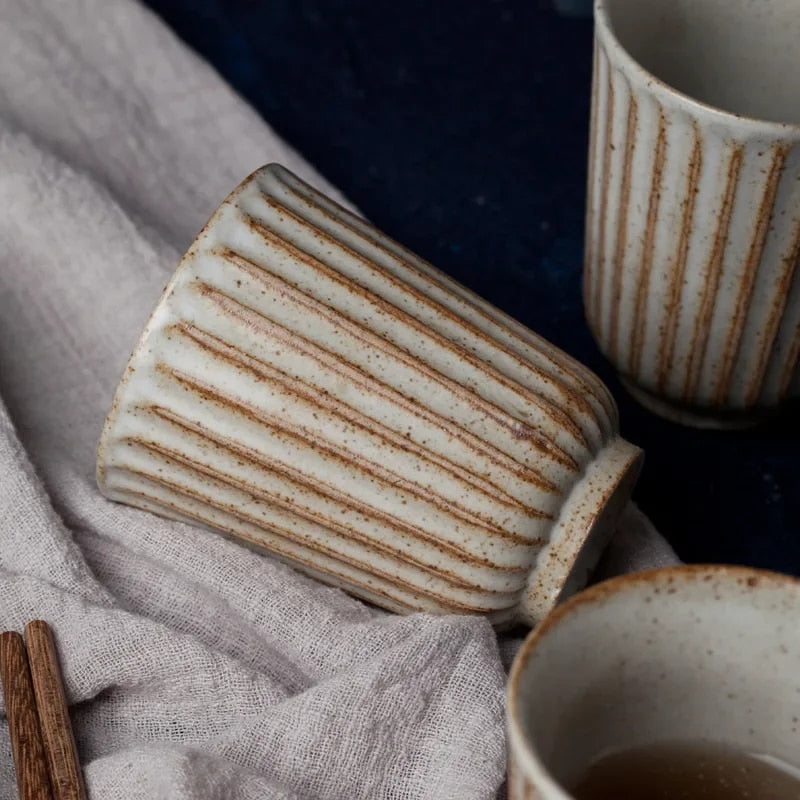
[584,0,800,428]
[97,164,642,627]
[507,565,800,799]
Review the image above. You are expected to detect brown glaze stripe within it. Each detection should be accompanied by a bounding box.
[258,198,613,449]
[107,486,421,615]
[714,146,787,404]
[145,399,544,560]
[269,169,615,432]
[683,145,744,401]
[157,361,550,546]
[195,280,564,494]
[582,39,601,319]
[657,125,703,393]
[214,251,583,475]
[606,92,639,364]
[131,428,535,581]
[111,471,522,614]
[175,321,540,517]
[592,49,615,352]
[100,478,430,614]
[628,106,668,378]
[192,288,562,499]
[268,169,618,434]
[126,435,532,590]
[237,212,592,459]
[773,220,800,399]
[246,203,595,457]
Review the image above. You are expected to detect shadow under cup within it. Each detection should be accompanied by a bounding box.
[604,0,800,125]
[507,567,800,799]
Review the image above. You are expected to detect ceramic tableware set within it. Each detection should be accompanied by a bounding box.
[96,0,800,796]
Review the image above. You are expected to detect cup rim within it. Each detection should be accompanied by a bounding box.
[95,165,264,487]
[506,563,800,799]
[593,0,800,135]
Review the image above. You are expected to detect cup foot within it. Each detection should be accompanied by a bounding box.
[514,437,643,627]
[620,379,768,430]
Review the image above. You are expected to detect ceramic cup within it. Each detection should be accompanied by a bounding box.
[96,164,642,627]
[507,564,800,799]
[584,0,800,428]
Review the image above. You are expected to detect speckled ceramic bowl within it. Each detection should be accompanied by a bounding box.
[507,565,800,799]
[96,163,642,626]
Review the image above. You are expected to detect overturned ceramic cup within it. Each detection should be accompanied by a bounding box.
[97,164,642,626]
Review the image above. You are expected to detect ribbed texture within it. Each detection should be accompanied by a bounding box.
[584,37,800,418]
[98,165,639,625]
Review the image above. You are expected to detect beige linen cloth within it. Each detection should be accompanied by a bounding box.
[0,1,678,797]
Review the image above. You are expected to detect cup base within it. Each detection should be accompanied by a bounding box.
[620,379,768,430]
[515,437,643,627]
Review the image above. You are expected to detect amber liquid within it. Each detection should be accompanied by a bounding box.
[569,740,800,800]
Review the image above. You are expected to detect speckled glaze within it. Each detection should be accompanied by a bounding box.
[96,164,642,626]
[507,565,800,799]
[585,0,800,428]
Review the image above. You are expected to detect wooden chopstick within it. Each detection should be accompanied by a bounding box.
[24,622,87,800]
[0,631,53,800]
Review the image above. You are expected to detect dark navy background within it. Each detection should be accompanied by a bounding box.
[143,0,798,574]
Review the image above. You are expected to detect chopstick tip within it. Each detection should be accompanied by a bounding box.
[24,620,51,635]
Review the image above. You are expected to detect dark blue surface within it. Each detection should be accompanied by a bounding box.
[143,0,799,574]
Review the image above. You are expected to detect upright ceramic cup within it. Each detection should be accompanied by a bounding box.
[97,164,642,627]
[507,565,800,799]
[584,0,800,427]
